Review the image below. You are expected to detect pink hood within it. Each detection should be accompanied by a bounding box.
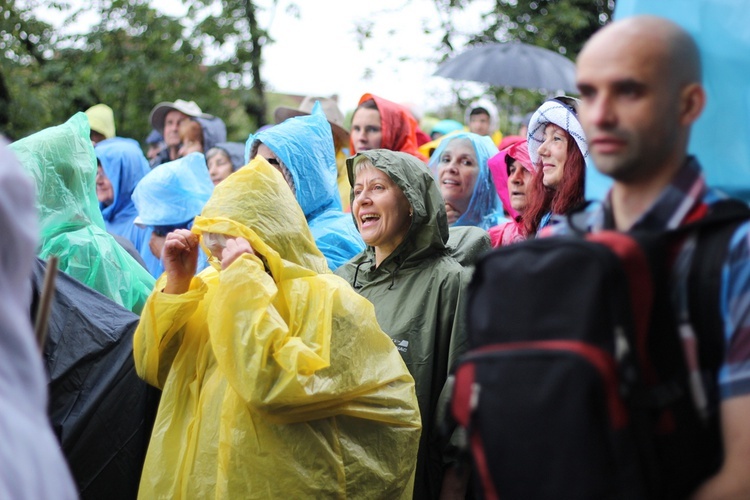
[488,139,535,220]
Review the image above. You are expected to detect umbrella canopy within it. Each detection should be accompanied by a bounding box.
[33,258,160,499]
[433,42,578,93]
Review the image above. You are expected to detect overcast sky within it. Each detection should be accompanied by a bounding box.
[252,0,491,115]
[37,0,492,116]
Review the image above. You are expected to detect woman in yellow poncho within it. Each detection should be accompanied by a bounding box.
[133,157,421,499]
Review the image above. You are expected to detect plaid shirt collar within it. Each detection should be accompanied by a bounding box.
[599,156,707,231]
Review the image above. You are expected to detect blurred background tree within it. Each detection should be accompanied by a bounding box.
[0,0,285,144]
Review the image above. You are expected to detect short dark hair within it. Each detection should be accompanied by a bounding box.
[470,107,490,118]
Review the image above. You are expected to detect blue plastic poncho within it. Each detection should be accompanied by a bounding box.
[245,102,364,270]
[428,131,506,229]
[96,137,161,276]
[9,113,154,314]
[132,153,214,227]
[132,152,213,276]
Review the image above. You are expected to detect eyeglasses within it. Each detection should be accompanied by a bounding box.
[550,96,580,116]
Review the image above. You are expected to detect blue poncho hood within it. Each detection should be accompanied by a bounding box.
[244,102,364,270]
[428,131,505,230]
[97,137,150,227]
[194,115,227,153]
[96,137,160,276]
[246,102,341,217]
[132,152,214,227]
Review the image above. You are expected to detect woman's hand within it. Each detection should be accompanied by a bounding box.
[445,202,461,225]
[221,237,255,270]
[162,229,199,294]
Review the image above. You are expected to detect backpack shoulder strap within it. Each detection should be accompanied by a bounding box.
[687,199,750,369]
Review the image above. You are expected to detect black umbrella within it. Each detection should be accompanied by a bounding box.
[31,259,160,500]
[433,42,578,93]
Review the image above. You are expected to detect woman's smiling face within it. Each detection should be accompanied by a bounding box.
[352,165,412,266]
[436,138,479,223]
[537,123,570,188]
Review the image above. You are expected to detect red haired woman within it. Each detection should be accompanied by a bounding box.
[523,96,588,236]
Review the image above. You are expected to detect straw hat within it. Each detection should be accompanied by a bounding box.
[274,96,349,147]
[149,99,204,134]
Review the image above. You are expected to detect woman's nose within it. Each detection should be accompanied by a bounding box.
[354,191,370,205]
[442,161,458,174]
[537,140,550,156]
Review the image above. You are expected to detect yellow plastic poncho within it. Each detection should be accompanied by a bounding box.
[134,158,421,499]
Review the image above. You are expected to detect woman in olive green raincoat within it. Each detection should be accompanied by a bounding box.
[335,149,470,499]
[134,157,421,499]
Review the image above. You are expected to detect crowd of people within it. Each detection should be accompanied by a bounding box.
[1,13,749,500]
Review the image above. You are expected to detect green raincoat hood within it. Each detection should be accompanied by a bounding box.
[338,149,469,499]
[346,149,450,270]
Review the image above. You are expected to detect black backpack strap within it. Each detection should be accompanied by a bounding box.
[687,199,750,370]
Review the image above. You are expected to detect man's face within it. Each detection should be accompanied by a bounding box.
[576,35,680,183]
[163,110,189,148]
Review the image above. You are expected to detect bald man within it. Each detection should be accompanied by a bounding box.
[572,16,750,499]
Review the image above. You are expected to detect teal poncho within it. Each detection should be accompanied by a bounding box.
[10,113,154,314]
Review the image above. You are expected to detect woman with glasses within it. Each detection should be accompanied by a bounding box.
[246,103,364,271]
[523,96,589,236]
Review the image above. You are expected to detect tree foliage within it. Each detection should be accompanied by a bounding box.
[185,0,298,132]
[0,0,277,143]
[436,0,615,57]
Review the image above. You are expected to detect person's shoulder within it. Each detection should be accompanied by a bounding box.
[149,148,170,168]
[333,251,370,279]
[538,202,605,238]
[447,225,491,266]
[416,252,469,288]
[703,191,750,250]
[725,216,750,258]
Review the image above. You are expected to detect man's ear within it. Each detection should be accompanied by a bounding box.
[679,82,706,126]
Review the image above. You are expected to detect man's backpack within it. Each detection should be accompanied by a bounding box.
[450,200,750,499]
